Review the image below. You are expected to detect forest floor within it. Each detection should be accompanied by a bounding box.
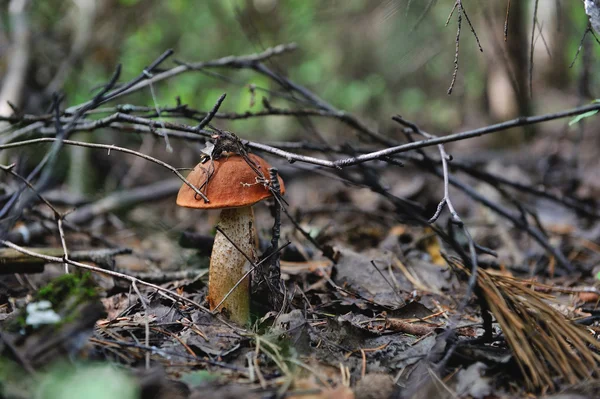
[1,124,600,399]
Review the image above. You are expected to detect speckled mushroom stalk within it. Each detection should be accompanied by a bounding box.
[176,154,284,326]
[209,206,254,325]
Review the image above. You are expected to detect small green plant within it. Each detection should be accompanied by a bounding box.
[568,100,600,126]
[36,272,99,307]
[12,272,99,331]
[36,363,138,399]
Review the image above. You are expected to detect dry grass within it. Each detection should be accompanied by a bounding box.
[447,257,600,391]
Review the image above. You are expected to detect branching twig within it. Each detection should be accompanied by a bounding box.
[5,178,182,245]
[0,240,211,312]
[446,1,483,95]
[335,102,600,167]
[67,44,297,114]
[7,101,600,173]
[0,138,209,202]
[391,116,481,344]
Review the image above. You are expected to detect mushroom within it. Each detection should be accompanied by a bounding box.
[176,154,285,325]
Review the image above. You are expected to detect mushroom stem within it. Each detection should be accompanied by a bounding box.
[208,206,255,325]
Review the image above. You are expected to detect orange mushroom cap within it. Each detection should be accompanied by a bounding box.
[177,154,285,210]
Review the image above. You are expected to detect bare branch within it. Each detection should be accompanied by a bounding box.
[66,44,297,114]
[0,137,209,202]
[0,239,210,312]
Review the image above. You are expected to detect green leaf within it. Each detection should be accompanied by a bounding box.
[180,370,219,387]
[568,110,598,126]
[37,364,138,399]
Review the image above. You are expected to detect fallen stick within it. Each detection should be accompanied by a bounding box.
[5,178,181,245]
[0,247,131,274]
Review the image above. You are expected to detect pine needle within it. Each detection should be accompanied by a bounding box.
[447,256,600,391]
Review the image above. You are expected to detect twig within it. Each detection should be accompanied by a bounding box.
[5,178,182,245]
[67,44,297,114]
[131,281,151,369]
[444,173,572,272]
[570,22,594,68]
[89,337,246,371]
[0,162,73,271]
[529,0,540,96]
[5,102,600,171]
[392,115,481,347]
[370,260,405,306]
[57,217,69,273]
[0,138,209,202]
[335,102,600,167]
[446,1,482,94]
[196,93,226,132]
[504,0,511,41]
[0,240,211,312]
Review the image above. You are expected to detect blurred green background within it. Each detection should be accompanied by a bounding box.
[7,0,595,141]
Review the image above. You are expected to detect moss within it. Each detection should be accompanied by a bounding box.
[36,272,99,307]
[10,272,99,331]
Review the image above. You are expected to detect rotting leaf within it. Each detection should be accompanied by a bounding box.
[338,312,386,334]
[174,326,240,358]
[179,370,220,388]
[333,248,409,308]
[270,309,310,355]
[167,313,242,358]
[388,301,434,319]
[392,334,438,371]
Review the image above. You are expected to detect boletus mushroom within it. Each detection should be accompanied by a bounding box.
[176,154,284,325]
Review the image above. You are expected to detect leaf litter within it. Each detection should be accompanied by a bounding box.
[2,121,600,399]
